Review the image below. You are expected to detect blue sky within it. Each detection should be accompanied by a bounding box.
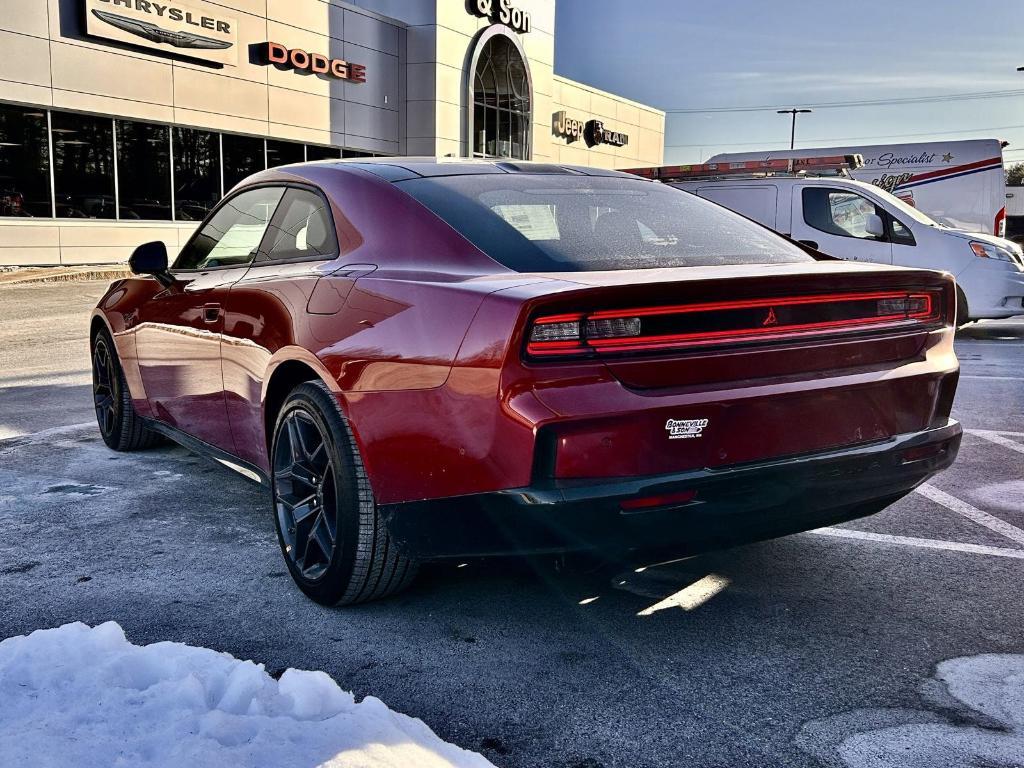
[553,0,1024,167]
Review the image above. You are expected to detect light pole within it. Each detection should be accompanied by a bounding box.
[777,108,812,149]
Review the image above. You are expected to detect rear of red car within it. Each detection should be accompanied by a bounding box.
[377,167,961,558]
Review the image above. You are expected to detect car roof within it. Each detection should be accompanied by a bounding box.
[297,156,641,182]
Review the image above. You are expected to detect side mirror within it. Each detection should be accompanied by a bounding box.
[129,241,174,287]
[865,213,886,238]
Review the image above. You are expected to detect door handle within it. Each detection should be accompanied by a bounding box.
[798,240,819,250]
[202,303,222,323]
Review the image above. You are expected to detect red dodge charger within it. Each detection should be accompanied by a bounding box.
[91,158,962,605]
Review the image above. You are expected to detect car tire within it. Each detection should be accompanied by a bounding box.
[271,381,418,606]
[955,286,970,329]
[91,328,162,452]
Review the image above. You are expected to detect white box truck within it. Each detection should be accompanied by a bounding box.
[707,139,1008,237]
[624,156,1024,322]
[1006,186,1024,246]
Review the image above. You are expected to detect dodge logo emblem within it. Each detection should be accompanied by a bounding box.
[762,307,778,326]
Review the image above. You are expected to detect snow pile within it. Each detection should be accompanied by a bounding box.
[0,622,494,768]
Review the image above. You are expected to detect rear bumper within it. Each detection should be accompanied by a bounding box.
[379,419,962,559]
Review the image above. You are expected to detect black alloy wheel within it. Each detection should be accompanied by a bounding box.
[92,335,119,440]
[270,381,417,605]
[90,329,160,451]
[273,408,338,581]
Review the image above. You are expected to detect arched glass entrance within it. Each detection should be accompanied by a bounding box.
[470,31,531,159]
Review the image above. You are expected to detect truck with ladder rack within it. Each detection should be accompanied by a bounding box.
[623,155,1024,323]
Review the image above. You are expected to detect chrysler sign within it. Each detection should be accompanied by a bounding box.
[84,0,238,66]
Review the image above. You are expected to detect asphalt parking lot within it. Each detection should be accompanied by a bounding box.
[2,279,1023,768]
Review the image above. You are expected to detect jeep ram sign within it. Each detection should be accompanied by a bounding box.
[553,111,629,149]
[84,0,238,66]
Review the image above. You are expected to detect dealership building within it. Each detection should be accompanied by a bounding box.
[0,0,665,265]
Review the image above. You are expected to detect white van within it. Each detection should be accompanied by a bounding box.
[708,139,1008,237]
[626,159,1023,322]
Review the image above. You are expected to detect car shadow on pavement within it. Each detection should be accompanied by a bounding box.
[0,382,94,439]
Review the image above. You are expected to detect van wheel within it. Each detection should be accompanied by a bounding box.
[955,287,970,329]
[270,381,418,606]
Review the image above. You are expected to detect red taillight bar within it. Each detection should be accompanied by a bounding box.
[526,290,943,359]
[532,312,586,324]
[588,291,934,320]
[588,313,923,352]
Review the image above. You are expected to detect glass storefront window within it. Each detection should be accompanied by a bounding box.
[0,102,391,222]
[472,34,530,159]
[0,104,51,217]
[266,140,304,169]
[116,120,171,221]
[173,127,221,221]
[222,134,265,192]
[52,112,115,219]
[306,144,341,161]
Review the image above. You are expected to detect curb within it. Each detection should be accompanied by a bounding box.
[0,267,131,286]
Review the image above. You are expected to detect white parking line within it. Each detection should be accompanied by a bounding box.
[916,483,1024,548]
[965,429,1024,455]
[810,527,1024,560]
[959,375,1024,381]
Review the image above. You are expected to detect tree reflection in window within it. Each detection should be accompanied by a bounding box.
[52,112,115,219]
[472,34,530,160]
[173,127,221,222]
[0,104,51,217]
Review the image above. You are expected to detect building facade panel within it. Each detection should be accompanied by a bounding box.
[51,41,174,106]
[266,0,339,38]
[0,0,49,37]
[0,0,663,265]
[341,41,399,110]
[343,8,399,55]
[0,30,52,91]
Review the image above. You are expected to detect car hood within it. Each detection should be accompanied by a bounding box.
[942,228,1023,255]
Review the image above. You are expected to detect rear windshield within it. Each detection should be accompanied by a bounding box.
[396,174,812,272]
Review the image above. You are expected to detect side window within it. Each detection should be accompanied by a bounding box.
[173,186,284,270]
[802,187,883,240]
[257,187,338,263]
[891,217,916,245]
